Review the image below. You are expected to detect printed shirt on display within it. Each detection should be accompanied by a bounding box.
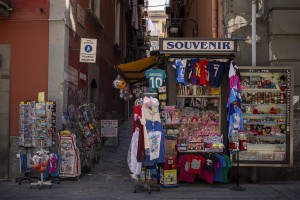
[199,153,220,184]
[143,121,165,164]
[188,154,206,174]
[199,59,209,86]
[214,154,227,182]
[221,155,232,183]
[173,59,187,85]
[207,60,225,87]
[190,59,200,85]
[145,68,166,93]
[178,155,196,183]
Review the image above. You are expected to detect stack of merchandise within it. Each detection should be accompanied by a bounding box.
[61,103,101,171]
[19,101,36,147]
[46,102,57,146]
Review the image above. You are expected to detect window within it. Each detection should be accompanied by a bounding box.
[89,0,100,19]
[151,41,158,51]
[151,22,158,36]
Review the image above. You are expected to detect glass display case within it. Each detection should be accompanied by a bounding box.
[237,66,293,167]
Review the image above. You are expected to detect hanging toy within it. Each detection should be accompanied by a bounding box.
[113,75,126,89]
[119,86,133,101]
[132,87,143,98]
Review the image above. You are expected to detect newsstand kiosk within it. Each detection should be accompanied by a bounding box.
[159,38,237,186]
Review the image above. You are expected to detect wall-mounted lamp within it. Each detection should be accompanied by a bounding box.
[167,18,198,37]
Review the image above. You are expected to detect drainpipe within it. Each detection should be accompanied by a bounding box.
[212,0,218,38]
[250,0,257,183]
[252,0,256,66]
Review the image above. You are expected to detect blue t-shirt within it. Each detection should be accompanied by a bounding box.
[173,59,187,85]
[143,121,165,164]
[214,154,226,182]
[145,68,166,93]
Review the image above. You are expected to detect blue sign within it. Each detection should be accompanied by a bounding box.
[84,45,93,53]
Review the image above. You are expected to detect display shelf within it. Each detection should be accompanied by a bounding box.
[242,88,281,92]
[243,114,286,117]
[242,103,286,107]
[176,95,220,98]
[244,122,285,125]
[237,66,293,167]
[246,134,286,138]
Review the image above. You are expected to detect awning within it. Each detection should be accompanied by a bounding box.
[117,56,157,84]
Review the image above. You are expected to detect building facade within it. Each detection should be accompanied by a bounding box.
[0,0,147,178]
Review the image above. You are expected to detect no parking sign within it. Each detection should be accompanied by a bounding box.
[80,38,97,63]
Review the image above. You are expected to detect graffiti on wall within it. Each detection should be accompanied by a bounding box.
[66,66,87,120]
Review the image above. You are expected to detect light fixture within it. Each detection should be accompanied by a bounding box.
[169,26,179,34]
[167,18,198,37]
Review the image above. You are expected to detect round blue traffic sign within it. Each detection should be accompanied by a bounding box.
[84,45,93,53]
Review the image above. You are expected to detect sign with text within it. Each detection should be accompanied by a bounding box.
[159,38,236,54]
[80,38,97,63]
[101,120,118,137]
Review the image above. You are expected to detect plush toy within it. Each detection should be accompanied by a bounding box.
[256,124,263,135]
[252,106,259,114]
[132,87,143,98]
[278,75,286,92]
[245,106,252,114]
[265,126,271,135]
[279,124,286,134]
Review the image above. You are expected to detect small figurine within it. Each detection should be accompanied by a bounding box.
[278,75,287,92]
[257,81,262,89]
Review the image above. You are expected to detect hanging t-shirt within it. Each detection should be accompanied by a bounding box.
[214,154,227,182]
[185,60,192,83]
[207,60,225,87]
[147,130,161,160]
[178,155,196,183]
[202,153,219,173]
[189,154,206,174]
[200,153,220,184]
[190,59,200,85]
[173,59,187,85]
[127,129,142,175]
[145,68,166,93]
[199,59,210,86]
[143,121,165,164]
[221,155,232,183]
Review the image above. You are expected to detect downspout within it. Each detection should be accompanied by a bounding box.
[250,0,257,183]
[212,0,218,38]
[252,0,256,66]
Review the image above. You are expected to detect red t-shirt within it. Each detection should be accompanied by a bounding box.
[189,155,206,174]
[178,155,195,183]
[199,59,209,86]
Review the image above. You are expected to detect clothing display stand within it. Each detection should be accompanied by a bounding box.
[30,171,52,190]
[44,174,61,184]
[15,171,40,185]
[15,149,40,185]
[131,94,163,194]
[132,166,160,194]
[229,150,246,191]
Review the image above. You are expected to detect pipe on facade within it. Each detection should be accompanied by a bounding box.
[212,0,218,38]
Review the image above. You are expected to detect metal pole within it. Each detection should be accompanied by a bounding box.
[251,0,258,183]
[252,0,257,66]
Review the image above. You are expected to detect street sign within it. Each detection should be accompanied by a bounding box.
[80,38,97,63]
